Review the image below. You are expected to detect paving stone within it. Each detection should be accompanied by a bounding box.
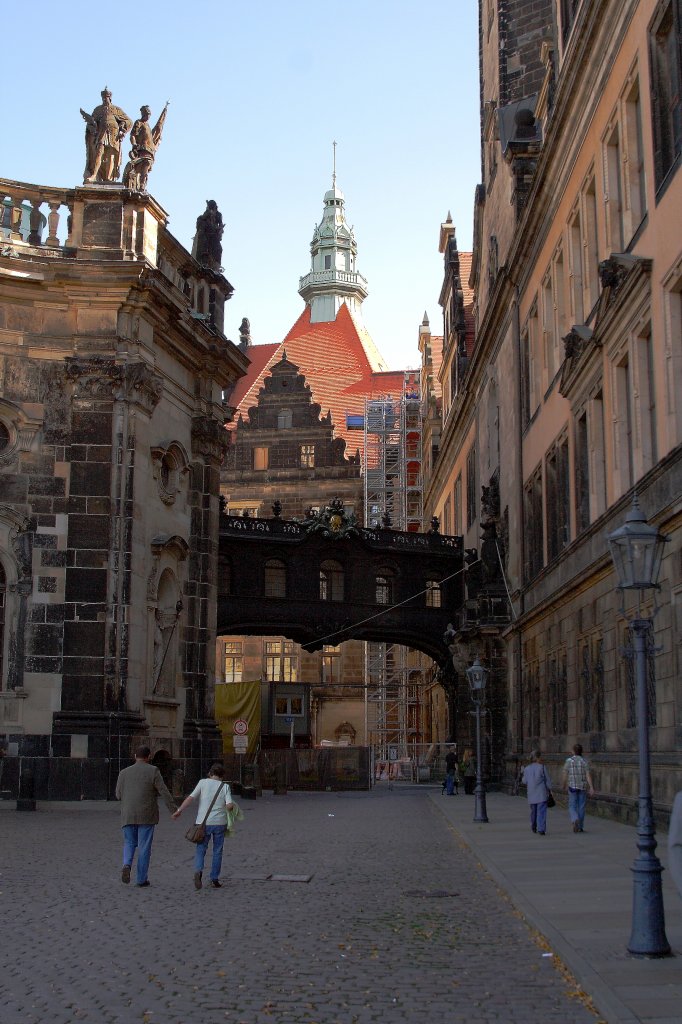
[0,789,598,1024]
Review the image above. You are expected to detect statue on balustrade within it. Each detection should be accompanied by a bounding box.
[122,103,169,192]
[80,88,133,184]
[193,200,224,271]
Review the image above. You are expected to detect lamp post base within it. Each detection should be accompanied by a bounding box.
[473,780,489,823]
[627,856,671,957]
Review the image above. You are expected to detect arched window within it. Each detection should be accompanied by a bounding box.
[0,561,5,685]
[425,580,442,608]
[319,559,344,601]
[264,559,287,598]
[375,568,394,605]
[277,408,292,429]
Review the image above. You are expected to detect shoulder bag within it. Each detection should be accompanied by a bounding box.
[185,781,226,843]
[543,768,556,808]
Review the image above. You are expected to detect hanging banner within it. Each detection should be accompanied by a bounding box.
[215,681,261,757]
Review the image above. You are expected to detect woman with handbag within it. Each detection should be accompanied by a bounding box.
[173,763,234,889]
[521,750,553,835]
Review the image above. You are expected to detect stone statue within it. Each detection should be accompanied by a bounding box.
[80,88,133,184]
[122,102,169,192]
[193,200,224,270]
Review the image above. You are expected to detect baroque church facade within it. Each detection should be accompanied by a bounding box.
[0,179,247,798]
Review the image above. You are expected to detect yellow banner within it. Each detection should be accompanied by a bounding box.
[215,681,261,757]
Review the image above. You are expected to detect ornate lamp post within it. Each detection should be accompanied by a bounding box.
[607,495,670,957]
[466,657,489,823]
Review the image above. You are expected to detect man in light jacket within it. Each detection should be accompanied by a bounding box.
[115,745,176,887]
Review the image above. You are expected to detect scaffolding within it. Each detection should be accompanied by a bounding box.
[362,372,423,762]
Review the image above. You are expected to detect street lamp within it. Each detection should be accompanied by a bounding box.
[607,494,670,957]
[466,657,489,823]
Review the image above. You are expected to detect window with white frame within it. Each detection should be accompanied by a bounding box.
[223,641,243,683]
[265,640,298,682]
[300,444,315,468]
[425,580,442,608]
[612,351,634,497]
[321,645,341,685]
[604,120,624,251]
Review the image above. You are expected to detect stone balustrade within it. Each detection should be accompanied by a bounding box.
[0,178,75,249]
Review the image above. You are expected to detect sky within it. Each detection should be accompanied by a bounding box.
[6,0,481,371]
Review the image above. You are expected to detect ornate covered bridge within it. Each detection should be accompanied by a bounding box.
[217,500,464,664]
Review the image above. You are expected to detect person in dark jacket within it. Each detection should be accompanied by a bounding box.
[115,745,176,887]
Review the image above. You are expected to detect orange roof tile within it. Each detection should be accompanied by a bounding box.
[229,303,411,454]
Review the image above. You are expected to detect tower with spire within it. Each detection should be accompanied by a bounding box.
[298,155,368,325]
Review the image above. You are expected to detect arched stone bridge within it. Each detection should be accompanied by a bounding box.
[217,501,464,664]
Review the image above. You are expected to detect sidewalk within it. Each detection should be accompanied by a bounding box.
[430,789,682,1024]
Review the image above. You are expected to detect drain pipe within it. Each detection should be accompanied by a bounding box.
[511,282,525,753]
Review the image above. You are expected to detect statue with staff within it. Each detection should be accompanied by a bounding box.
[122,102,169,192]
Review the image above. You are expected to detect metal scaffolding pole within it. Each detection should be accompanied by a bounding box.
[362,373,423,766]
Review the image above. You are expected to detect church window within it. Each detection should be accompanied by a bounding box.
[300,445,315,468]
[320,560,344,602]
[277,409,292,429]
[253,446,269,470]
[264,559,286,598]
[223,641,243,683]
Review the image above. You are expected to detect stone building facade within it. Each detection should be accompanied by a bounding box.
[422,0,682,822]
[0,179,247,798]
[220,352,366,748]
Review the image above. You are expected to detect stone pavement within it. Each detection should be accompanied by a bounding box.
[0,786,600,1024]
[431,789,682,1024]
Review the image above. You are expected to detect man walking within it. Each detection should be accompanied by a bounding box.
[115,745,176,887]
[562,743,595,832]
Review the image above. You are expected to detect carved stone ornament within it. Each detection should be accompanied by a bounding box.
[0,398,41,466]
[147,533,189,602]
[294,497,361,539]
[150,441,190,505]
[65,358,163,414]
[191,415,230,462]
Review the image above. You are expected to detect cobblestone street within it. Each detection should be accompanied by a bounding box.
[0,786,598,1024]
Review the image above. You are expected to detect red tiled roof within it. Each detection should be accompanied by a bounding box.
[228,303,409,454]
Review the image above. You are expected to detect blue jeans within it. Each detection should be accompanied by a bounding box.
[569,787,587,828]
[529,802,548,833]
[194,825,226,881]
[445,771,458,795]
[122,824,155,884]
